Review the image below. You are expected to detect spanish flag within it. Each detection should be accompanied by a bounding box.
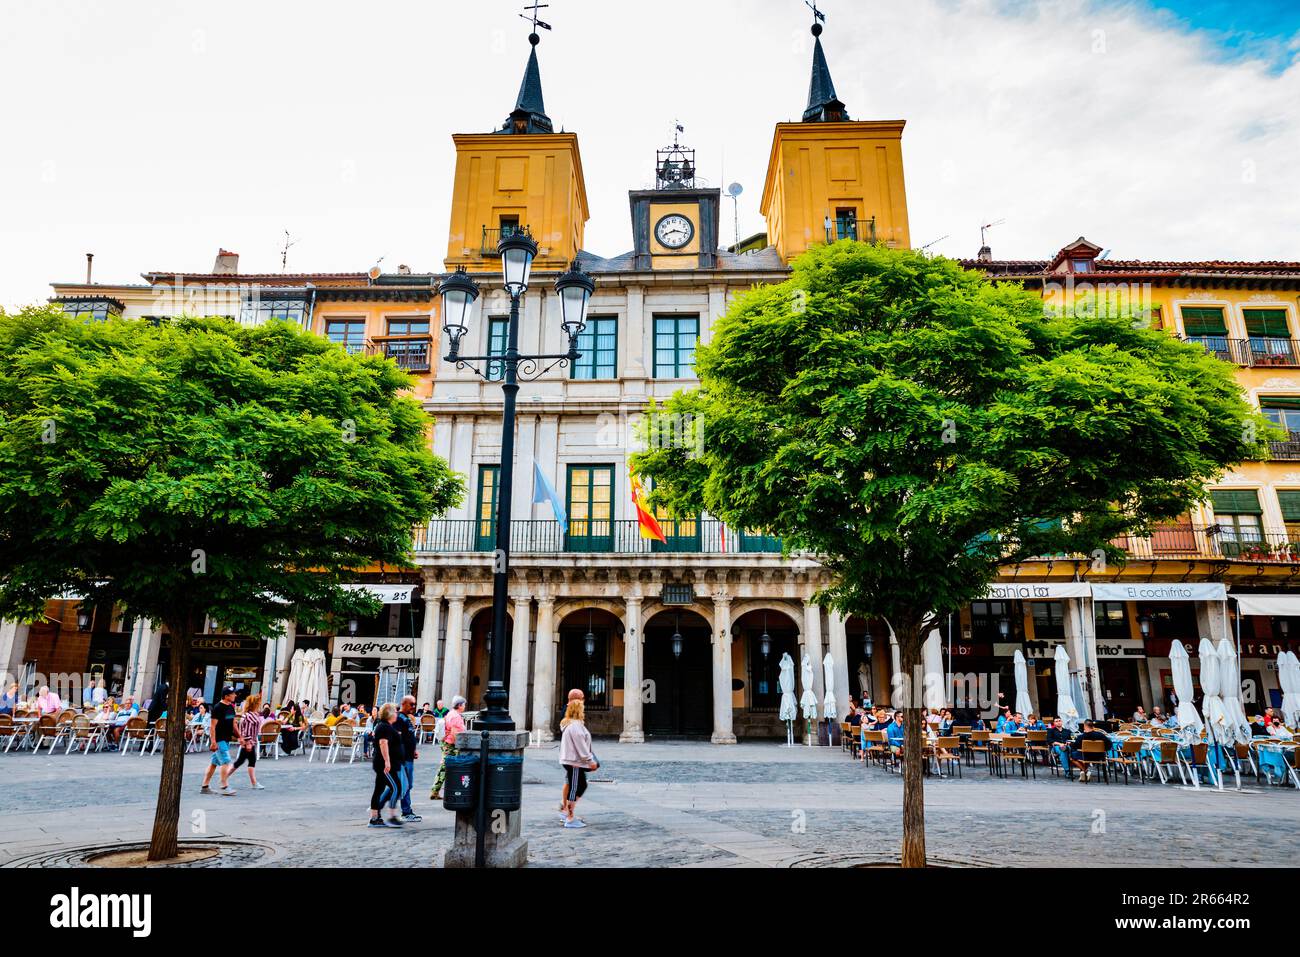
[629,466,667,543]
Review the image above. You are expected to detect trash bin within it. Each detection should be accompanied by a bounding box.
[442,753,480,811]
[484,754,523,812]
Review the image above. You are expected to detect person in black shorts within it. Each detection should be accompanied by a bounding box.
[369,702,405,828]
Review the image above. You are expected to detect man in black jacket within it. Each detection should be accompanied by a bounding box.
[1045,716,1073,774]
[396,695,421,822]
[1067,720,1112,782]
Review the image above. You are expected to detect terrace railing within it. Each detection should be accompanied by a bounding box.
[413,519,783,556]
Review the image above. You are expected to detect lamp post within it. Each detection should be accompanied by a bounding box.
[440,233,594,731]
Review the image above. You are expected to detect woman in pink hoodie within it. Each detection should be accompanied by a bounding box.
[559,697,598,828]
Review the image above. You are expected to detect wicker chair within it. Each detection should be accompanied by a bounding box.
[31,714,60,754]
[65,714,105,755]
[307,723,334,762]
[331,721,361,764]
[1107,737,1145,784]
[1075,739,1110,783]
[119,716,150,756]
[257,720,282,759]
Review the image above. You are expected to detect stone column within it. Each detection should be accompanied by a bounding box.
[416,590,442,707]
[0,618,30,687]
[620,595,645,743]
[827,609,851,719]
[802,599,825,705]
[441,596,466,703]
[272,620,296,706]
[508,595,532,728]
[711,595,737,744]
[530,597,557,742]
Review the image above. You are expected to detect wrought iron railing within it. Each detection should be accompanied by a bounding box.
[367,336,432,372]
[825,217,876,245]
[413,519,783,555]
[1268,431,1300,460]
[1096,525,1300,563]
[480,224,531,256]
[1184,336,1300,367]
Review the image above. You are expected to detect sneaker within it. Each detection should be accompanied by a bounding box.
[368,818,391,828]
[401,813,422,823]
[219,786,237,796]
[250,783,265,790]
[199,785,212,794]
[559,812,568,824]
[563,818,587,829]
[386,816,404,827]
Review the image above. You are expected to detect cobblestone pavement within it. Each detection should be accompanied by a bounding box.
[1,741,1297,867]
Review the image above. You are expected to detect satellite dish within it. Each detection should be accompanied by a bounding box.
[727,182,744,198]
[367,265,382,281]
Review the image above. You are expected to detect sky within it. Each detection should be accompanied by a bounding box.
[1,0,1298,309]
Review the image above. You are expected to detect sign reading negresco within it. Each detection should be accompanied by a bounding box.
[1089,583,1227,602]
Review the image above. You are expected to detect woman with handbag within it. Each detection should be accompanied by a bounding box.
[558,697,598,829]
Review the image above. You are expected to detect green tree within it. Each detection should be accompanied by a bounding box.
[633,243,1267,867]
[0,306,462,860]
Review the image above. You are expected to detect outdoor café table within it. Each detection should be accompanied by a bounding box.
[1251,740,1296,785]
[6,715,38,752]
[987,733,1022,777]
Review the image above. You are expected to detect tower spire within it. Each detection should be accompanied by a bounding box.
[802,4,848,123]
[499,7,554,134]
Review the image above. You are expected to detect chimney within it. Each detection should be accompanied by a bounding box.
[213,248,240,275]
[85,252,94,284]
[397,264,411,275]
[977,245,992,263]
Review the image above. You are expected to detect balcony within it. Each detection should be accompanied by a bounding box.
[480,224,531,256]
[367,336,432,372]
[1184,336,1300,367]
[1268,431,1300,460]
[825,217,876,245]
[1103,524,1300,564]
[413,519,783,556]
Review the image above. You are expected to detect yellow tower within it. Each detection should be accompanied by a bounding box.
[443,31,590,274]
[760,16,911,262]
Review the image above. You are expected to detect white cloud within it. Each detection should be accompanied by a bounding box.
[0,0,1297,310]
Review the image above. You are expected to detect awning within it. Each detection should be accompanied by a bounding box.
[341,584,418,604]
[1091,582,1226,602]
[1232,594,1300,617]
[985,582,1092,600]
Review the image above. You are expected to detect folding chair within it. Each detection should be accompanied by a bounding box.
[1000,737,1035,779]
[861,729,895,772]
[65,714,105,754]
[930,735,962,778]
[967,730,992,770]
[1107,737,1145,784]
[332,721,361,764]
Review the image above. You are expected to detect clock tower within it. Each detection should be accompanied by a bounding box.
[629,132,720,270]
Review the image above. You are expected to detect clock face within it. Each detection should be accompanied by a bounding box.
[655,213,695,250]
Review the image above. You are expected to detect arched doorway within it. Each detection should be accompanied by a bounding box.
[643,609,712,737]
[465,608,512,711]
[556,607,619,735]
[733,608,800,739]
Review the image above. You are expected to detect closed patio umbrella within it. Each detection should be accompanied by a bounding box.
[800,652,818,721]
[1217,640,1252,744]
[307,648,331,712]
[1168,639,1203,735]
[778,652,798,721]
[281,648,306,707]
[822,651,838,722]
[1013,649,1033,718]
[1199,638,1229,745]
[1054,644,1080,731]
[923,629,946,711]
[1281,651,1300,728]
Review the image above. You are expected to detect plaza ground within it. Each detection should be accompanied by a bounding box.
[1,741,1297,867]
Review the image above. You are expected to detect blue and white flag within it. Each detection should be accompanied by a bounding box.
[533,461,567,533]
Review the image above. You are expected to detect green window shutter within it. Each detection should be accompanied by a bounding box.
[1259,395,1300,410]
[1278,491,1300,523]
[1209,489,1262,514]
[1244,309,1291,339]
[1181,307,1227,337]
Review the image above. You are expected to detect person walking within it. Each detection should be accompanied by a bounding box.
[369,702,405,828]
[231,693,266,790]
[429,696,466,801]
[395,695,421,822]
[201,687,239,796]
[559,697,597,828]
[557,688,587,816]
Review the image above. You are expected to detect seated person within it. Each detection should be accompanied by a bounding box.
[325,705,342,728]
[1003,712,1026,735]
[970,714,987,732]
[1250,714,1271,737]
[1024,713,1046,731]
[995,708,1013,734]
[1268,717,1294,739]
[886,712,906,754]
[1131,706,1148,724]
[1065,720,1111,781]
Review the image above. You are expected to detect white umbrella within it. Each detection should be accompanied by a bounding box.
[1199,638,1230,745]
[1168,639,1203,734]
[281,648,306,706]
[1013,649,1033,718]
[778,652,798,721]
[822,652,838,721]
[799,652,818,720]
[1281,651,1300,728]
[1217,640,1252,744]
[1054,644,1080,731]
[307,648,331,711]
[923,629,946,711]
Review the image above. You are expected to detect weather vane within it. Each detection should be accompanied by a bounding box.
[805,0,826,24]
[520,2,552,32]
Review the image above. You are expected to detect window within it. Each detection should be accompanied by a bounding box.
[475,466,499,551]
[1181,306,1227,338]
[1279,490,1300,543]
[58,299,121,321]
[386,317,429,337]
[1071,259,1093,273]
[1244,309,1295,363]
[571,316,617,380]
[1209,488,1263,555]
[1094,601,1129,639]
[1029,601,1065,640]
[654,315,698,378]
[241,296,308,327]
[566,465,614,551]
[652,503,700,553]
[834,208,858,241]
[1261,396,1300,435]
[325,319,366,354]
[486,316,508,381]
[970,601,1016,641]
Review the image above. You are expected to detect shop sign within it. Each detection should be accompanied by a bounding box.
[1091,583,1226,602]
[335,638,414,657]
[985,582,1091,600]
[949,643,992,658]
[1239,639,1300,658]
[1094,639,1146,659]
[165,635,262,652]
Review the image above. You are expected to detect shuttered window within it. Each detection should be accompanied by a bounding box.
[1244,309,1290,339]
[1209,489,1262,514]
[1278,490,1300,523]
[1181,307,1227,337]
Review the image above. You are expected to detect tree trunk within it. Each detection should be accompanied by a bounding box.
[147,616,192,861]
[898,620,926,868]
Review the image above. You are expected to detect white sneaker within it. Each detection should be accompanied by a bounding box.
[251,783,265,790]
[219,786,237,796]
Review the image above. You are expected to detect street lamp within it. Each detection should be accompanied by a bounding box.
[997,617,1010,638]
[1138,614,1151,637]
[348,619,358,636]
[584,610,596,659]
[672,615,684,659]
[759,612,771,659]
[76,607,92,631]
[439,239,595,731]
